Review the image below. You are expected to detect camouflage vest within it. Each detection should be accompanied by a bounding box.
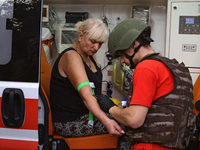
[126,53,196,149]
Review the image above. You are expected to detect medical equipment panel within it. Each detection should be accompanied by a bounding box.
[55,24,78,53]
[179,16,200,34]
[65,12,89,27]
[112,58,134,98]
[165,0,200,84]
[132,6,150,25]
[43,5,49,22]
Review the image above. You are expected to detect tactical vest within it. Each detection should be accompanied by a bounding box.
[126,53,196,149]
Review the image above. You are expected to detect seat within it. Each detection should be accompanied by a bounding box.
[194,76,200,114]
[40,42,119,149]
[192,76,200,150]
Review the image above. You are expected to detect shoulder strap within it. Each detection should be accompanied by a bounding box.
[61,47,76,54]
[61,47,85,61]
[90,56,98,68]
[139,53,160,63]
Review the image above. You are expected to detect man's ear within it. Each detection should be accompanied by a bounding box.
[133,41,140,48]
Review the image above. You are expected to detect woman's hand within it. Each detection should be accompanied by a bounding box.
[104,118,125,136]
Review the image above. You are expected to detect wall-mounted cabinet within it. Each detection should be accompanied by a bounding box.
[44,0,167,5]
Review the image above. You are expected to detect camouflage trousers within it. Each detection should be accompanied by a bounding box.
[54,113,131,150]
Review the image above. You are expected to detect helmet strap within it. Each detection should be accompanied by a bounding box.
[121,40,147,69]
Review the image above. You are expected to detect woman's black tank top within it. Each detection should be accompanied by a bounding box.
[50,47,102,122]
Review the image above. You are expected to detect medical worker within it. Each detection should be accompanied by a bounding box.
[97,18,196,150]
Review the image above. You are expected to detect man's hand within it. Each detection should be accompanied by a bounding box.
[96,94,116,113]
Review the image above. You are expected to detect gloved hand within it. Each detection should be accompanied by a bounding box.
[96,94,117,113]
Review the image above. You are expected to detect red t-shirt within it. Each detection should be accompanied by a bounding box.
[130,59,178,150]
[130,59,174,107]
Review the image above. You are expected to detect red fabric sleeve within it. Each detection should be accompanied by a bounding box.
[130,60,174,108]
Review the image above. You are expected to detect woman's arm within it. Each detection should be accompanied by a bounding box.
[101,90,107,95]
[59,50,124,136]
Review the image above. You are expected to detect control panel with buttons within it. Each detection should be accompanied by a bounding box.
[182,44,197,52]
[179,16,200,34]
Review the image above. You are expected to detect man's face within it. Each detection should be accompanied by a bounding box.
[118,44,135,67]
[118,52,130,66]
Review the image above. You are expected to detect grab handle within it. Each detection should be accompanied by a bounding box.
[1,88,25,128]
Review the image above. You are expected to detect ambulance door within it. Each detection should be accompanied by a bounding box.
[0,0,47,149]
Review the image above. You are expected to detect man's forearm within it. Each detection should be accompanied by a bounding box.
[110,105,149,129]
[109,106,132,127]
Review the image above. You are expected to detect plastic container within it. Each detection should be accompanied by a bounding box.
[119,98,127,108]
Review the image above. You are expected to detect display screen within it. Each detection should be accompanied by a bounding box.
[43,7,47,17]
[185,18,194,24]
[61,30,78,44]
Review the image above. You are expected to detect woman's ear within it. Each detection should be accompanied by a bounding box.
[78,31,83,42]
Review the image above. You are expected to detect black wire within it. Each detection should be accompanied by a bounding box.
[101,63,109,71]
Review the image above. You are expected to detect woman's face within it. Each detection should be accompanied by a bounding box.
[78,32,104,56]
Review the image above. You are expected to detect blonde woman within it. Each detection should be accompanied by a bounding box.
[50,18,126,143]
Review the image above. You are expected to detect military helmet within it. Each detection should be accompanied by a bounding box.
[108,18,151,58]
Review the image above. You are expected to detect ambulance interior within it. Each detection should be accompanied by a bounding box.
[40,0,200,149]
[0,0,200,149]
[42,0,200,100]
[42,1,167,101]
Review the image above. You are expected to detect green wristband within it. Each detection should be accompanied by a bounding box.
[77,81,90,92]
